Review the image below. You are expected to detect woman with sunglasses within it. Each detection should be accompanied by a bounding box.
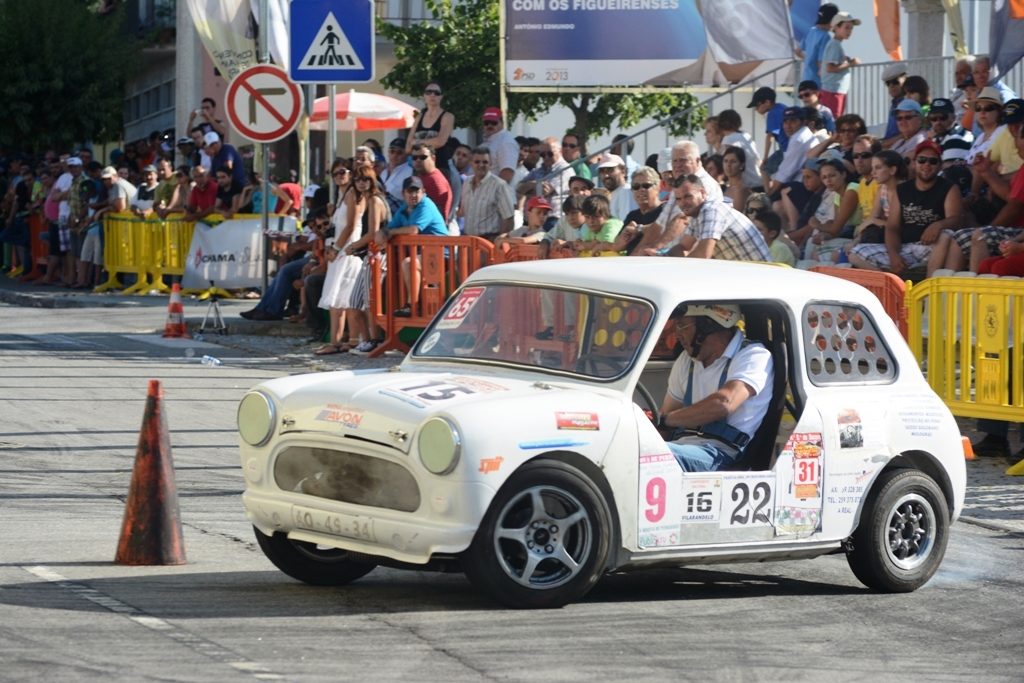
[964,87,1007,224]
[404,81,456,172]
[806,159,859,262]
[341,168,390,355]
[315,160,355,355]
[807,114,866,177]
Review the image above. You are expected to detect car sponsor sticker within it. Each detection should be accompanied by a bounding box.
[681,476,723,523]
[478,456,503,474]
[314,404,364,429]
[435,286,485,330]
[555,411,600,430]
[787,432,823,499]
[838,408,864,448]
[419,331,441,353]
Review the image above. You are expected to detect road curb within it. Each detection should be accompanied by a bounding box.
[959,515,1024,536]
[0,287,129,309]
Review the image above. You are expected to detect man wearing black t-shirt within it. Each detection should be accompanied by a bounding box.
[849,140,963,273]
[213,169,243,219]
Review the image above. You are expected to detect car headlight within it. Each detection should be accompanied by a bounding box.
[418,417,462,475]
[238,392,276,446]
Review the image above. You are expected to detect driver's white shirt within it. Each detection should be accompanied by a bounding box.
[666,329,773,440]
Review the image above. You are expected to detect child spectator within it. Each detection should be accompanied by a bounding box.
[752,209,795,266]
[575,194,623,254]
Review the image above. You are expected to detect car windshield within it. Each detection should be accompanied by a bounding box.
[411,283,656,379]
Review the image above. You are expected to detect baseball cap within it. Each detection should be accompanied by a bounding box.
[177,136,193,146]
[389,137,406,149]
[797,80,819,93]
[941,137,971,163]
[747,86,776,108]
[526,196,552,212]
[881,63,907,82]
[896,99,923,115]
[976,86,1004,104]
[597,152,625,169]
[66,157,83,166]
[1003,99,1024,124]
[929,98,955,115]
[914,140,943,157]
[142,164,157,173]
[802,106,823,123]
[569,175,595,189]
[203,131,220,146]
[402,176,424,191]
[100,166,117,179]
[830,11,860,27]
[782,106,805,120]
[482,107,502,122]
[816,3,839,24]
[303,183,320,198]
[803,158,823,172]
[684,304,742,328]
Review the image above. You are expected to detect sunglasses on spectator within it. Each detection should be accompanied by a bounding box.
[631,183,655,190]
[853,152,874,160]
[355,177,372,182]
[885,78,901,87]
[539,151,554,158]
[411,154,429,161]
[746,207,766,215]
[424,89,442,95]
[482,121,499,127]
[895,114,918,121]
[561,142,578,148]
[928,114,951,121]
[975,104,1000,113]
[332,170,349,177]
[915,156,941,165]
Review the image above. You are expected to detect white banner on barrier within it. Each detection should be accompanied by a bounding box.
[182,216,298,290]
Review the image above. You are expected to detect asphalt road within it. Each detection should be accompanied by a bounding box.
[1,303,1022,682]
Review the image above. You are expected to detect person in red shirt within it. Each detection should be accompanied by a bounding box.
[975,121,1024,275]
[411,142,452,220]
[183,166,218,222]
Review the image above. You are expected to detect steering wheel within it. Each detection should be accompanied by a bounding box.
[633,380,660,425]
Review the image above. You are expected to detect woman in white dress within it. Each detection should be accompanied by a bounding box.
[342,167,389,354]
[315,160,356,354]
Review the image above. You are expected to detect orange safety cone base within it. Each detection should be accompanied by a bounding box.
[162,283,191,339]
[115,379,187,565]
[962,436,976,461]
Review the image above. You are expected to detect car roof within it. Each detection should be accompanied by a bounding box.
[468,258,880,310]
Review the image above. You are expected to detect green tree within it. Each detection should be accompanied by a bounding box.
[379,0,703,143]
[0,1,138,152]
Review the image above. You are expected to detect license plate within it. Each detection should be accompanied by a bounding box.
[291,506,376,543]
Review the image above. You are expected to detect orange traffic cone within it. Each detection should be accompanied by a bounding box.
[115,380,187,565]
[162,283,190,338]
[962,436,976,461]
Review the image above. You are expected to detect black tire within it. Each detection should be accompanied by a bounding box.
[463,460,612,609]
[254,526,376,586]
[846,469,949,592]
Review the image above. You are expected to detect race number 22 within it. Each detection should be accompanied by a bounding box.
[723,478,774,527]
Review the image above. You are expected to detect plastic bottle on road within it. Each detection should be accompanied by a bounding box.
[200,355,222,367]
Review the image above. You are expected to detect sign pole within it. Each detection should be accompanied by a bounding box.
[328,84,337,206]
[259,0,271,295]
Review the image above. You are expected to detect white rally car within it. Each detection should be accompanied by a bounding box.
[237,259,966,608]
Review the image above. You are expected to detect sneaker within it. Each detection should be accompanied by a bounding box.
[972,434,1011,458]
[394,306,412,318]
[350,340,379,355]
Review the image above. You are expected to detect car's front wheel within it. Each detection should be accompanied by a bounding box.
[846,469,949,592]
[464,460,612,608]
[254,526,376,586]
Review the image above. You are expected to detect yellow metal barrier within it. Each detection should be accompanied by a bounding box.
[99,213,196,295]
[908,277,1024,421]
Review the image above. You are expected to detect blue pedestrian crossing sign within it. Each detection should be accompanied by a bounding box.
[290,0,375,83]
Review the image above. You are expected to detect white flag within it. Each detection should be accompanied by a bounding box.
[702,0,794,64]
[185,0,258,82]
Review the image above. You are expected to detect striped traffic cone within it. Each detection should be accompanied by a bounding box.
[162,283,190,338]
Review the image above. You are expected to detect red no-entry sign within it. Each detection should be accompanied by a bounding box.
[225,65,304,143]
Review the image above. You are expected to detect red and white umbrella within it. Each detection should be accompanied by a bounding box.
[309,89,418,131]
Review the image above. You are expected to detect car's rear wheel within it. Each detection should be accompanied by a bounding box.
[254,526,376,586]
[464,460,611,609]
[846,469,949,592]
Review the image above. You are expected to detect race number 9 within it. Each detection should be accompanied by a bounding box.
[645,476,666,522]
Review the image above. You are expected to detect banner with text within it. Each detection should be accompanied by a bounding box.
[505,0,819,87]
[183,216,297,289]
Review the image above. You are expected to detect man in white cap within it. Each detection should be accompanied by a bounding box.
[204,131,246,188]
[596,152,637,220]
[881,63,908,141]
[659,303,774,472]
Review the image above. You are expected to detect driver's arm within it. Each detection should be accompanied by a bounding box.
[662,380,756,430]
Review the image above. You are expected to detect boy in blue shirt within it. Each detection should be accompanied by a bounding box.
[795,3,838,87]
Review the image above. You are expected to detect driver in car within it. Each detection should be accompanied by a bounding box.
[659,304,774,471]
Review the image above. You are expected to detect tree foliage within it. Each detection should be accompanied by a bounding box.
[379,0,703,143]
[0,0,138,152]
